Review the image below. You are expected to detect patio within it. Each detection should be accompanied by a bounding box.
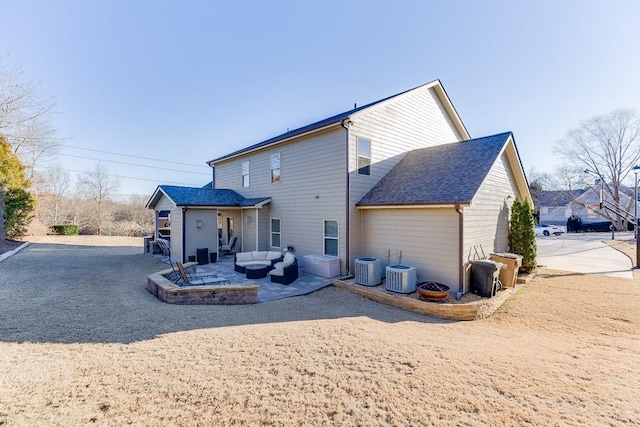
[151,252,336,303]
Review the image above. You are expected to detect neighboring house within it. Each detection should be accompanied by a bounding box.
[147,79,532,296]
[538,190,585,225]
[567,186,635,229]
[540,186,637,229]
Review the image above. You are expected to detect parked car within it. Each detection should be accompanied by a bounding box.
[535,224,565,236]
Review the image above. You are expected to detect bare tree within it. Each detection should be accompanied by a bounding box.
[80,163,121,235]
[32,163,73,226]
[556,109,640,229]
[0,58,60,175]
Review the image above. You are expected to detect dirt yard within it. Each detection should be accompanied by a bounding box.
[0,236,638,426]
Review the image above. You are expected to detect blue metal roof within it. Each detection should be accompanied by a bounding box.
[157,185,269,207]
[207,81,441,164]
[357,132,513,206]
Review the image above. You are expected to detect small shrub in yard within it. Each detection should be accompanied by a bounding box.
[508,198,537,272]
[52,224,79,235]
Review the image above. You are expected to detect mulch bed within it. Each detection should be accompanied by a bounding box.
[0,239,23,255]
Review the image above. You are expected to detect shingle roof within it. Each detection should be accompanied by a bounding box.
[208,80,448,164]
[157,185,269,207]
[357,132,513,206]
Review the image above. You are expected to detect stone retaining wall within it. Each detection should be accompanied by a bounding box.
[333,279,518,321]
[147,268,258,305]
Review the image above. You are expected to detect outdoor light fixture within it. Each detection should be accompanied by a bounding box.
[196,220,203,229]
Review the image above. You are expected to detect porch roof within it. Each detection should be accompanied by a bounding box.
[357,132,513,207]
[146,184,270,209]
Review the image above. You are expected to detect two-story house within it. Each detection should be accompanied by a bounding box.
[146,79,532,295]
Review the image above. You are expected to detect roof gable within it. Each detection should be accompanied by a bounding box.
[208,80,469,164]
[357,132,513,207]
[146,185,269,209]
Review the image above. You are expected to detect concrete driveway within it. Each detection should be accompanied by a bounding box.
[536,232,633,279]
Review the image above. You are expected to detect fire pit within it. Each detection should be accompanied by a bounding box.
[417,281,450,302]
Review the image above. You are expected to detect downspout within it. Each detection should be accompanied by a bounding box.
[455,203,464,300]
[341,118,352,275]
[182,207,188,263]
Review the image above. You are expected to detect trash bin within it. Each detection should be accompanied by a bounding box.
[188,255,196,262]
[489,252,523,288]
[143,236,152,254]
[471,260,502,297]
[197,248,209,265]
[210,252,217,263]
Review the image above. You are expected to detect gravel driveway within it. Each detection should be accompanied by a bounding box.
[0,236,431,344]
[1,236,638,425]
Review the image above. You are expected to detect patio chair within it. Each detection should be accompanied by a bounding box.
[220,236,237,255]
[156,238,170,257]
[175,261,231,286]
[268,253,298,285]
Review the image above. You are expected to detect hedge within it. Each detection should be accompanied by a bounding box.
[52,224,79,235]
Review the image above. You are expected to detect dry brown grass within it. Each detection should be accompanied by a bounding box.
[0,237,639,426]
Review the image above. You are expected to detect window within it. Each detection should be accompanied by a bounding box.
[271,218,281,248]
[323,220,338,256]
[357,137,371,176]
[271,153,281,184]
[242,161,250,187]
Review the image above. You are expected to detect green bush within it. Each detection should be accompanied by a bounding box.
[508,198,537,272]
[52,224,79,235]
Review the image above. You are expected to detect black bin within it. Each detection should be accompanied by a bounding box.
[471,260,501,297]
[196,248,209,265]
[210,252,217,263]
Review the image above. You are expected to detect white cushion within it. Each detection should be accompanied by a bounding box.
[252,251,267,261]
[269,267,284,276]
[236,252,253,262]
[267,251,282,260]
[282,253,295,267]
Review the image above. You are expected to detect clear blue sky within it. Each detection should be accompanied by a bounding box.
[2,0,639,196]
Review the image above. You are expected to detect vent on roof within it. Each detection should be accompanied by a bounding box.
[354,257,382,286]
[385,265,417,293]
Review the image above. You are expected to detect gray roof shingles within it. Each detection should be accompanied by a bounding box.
[357,132,512,206]
[159,185,269,207]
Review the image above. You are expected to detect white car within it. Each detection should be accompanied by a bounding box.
[535,224,565,237]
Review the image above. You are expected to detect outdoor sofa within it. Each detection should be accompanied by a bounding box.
[234,251,283,274]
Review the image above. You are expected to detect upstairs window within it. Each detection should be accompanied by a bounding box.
[271,218,281,248]
[323,219,338,256]
[271,153,281,184]
[357,137,371,176]
[242,161,250,187]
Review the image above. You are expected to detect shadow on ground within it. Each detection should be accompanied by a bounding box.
[0,243,449,345]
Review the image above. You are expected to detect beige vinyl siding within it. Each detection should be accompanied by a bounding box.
[154,196,174,211]
[361,208,459,287]
[349,86,463,265]
[258,206,270,250]
[242,208,258,252]
[151,194,182,262]
[462,152,519,292]
[169,208,183,262]
[183,209,218,263]
[214,128,348,272]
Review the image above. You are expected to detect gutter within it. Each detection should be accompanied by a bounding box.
[341,118,352,275]
[455,203,464,300]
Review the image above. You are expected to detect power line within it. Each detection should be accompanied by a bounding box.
[62,144,210,168]
[63,168,201,186]
[58,153,211,175]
